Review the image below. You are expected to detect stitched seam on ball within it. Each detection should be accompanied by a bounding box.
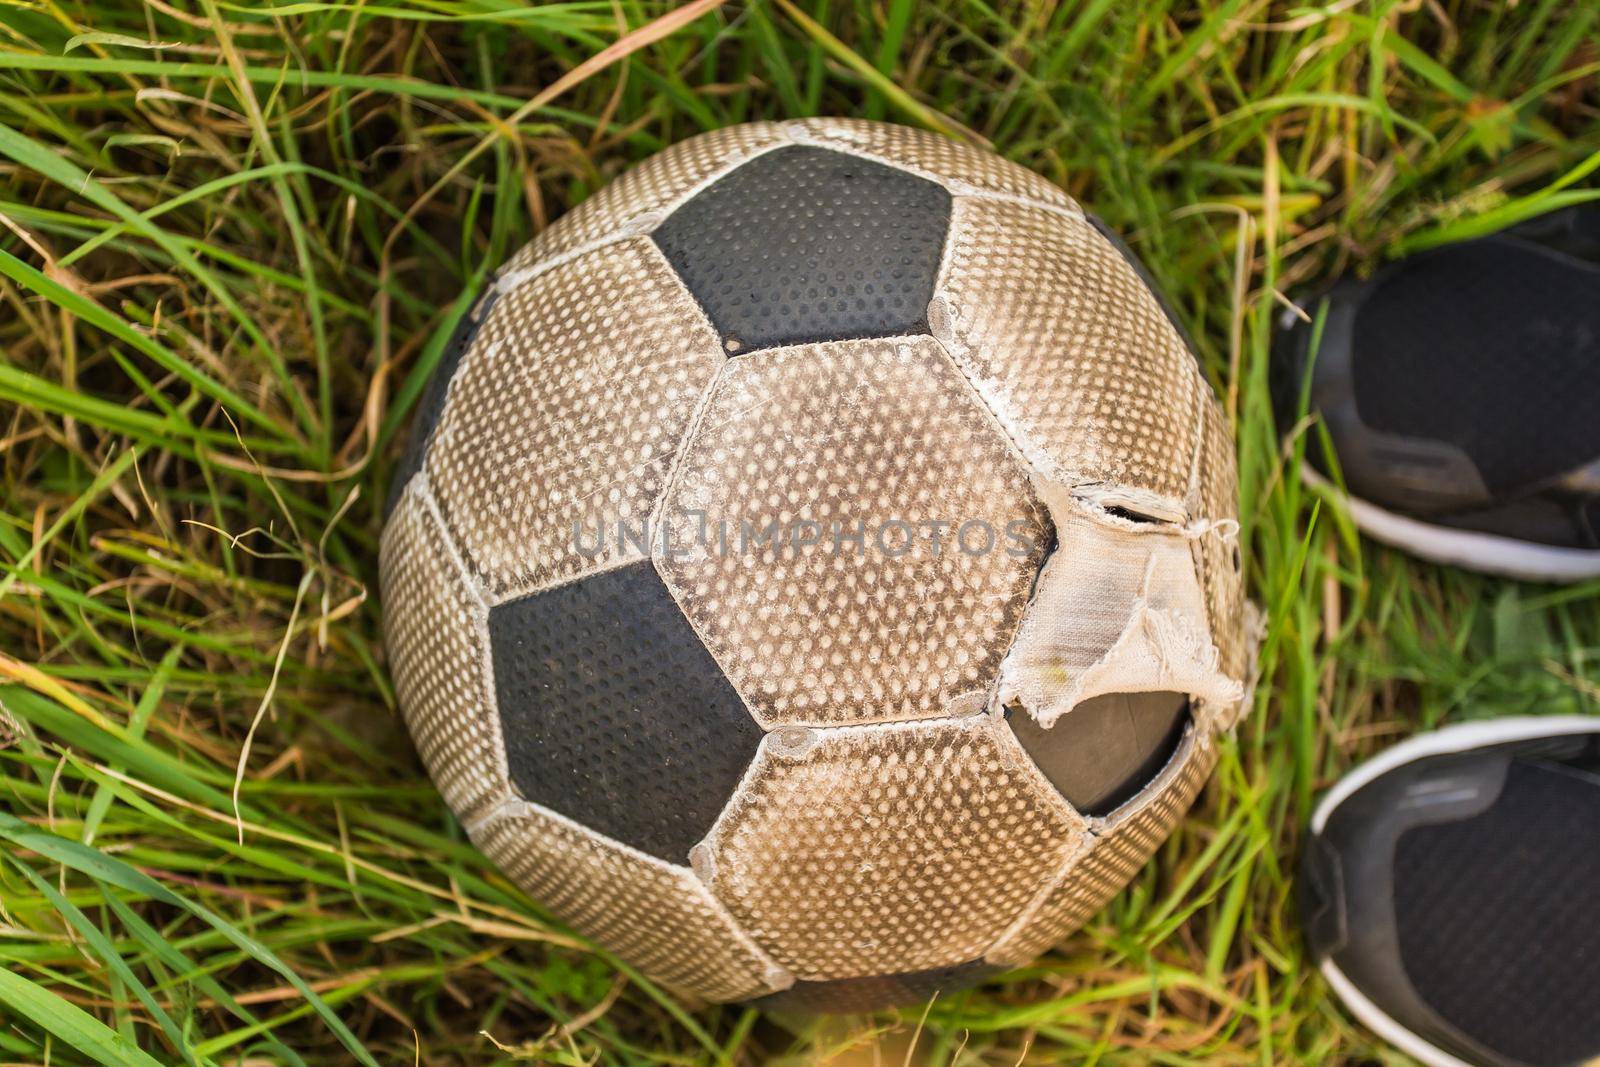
[783,121,1083,219]
[929,209,1189,514]
[414,472,514,815]
[460,795,792,996]
[985,828,1100,964]
[636,130,798,237]
[949,187,1085,220]
[692,730,784,873]
[1184,374,1217,517]
[929,198,1195,521]
[925,330,1057,491]
[637,235,723,353]
[647,353,778,734]
[992,712,1092,830]
[416,472,488,611]
[415,306,498,509]
[649,335,1025,732]
[494,231,633,295]
[497,133,795,292]
[484,553,639,608]
[985,724,1206,964]
[467,793,695,870]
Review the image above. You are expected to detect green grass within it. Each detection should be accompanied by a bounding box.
[1,1,1597,1063]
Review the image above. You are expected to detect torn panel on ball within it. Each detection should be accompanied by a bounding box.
[1007,690,1191,818]
[997,491,1244,736]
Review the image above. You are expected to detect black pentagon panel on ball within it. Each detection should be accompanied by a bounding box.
[651,145,951,353]
[487,560,763,864]
[385,285,500,519]
[1008,692,1190,817]
[751,959,1000,1013]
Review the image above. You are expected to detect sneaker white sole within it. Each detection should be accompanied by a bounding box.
[1302,468,1600,584]
[1311,715,1600,834]
[1319,959,1477,1067]
[1312,716,1600,1066]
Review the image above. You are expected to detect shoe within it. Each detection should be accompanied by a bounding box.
[1274,206,1600,582]
[1302,717,1600,1067]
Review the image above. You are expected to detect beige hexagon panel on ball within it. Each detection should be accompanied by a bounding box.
[379,117,1255,1012]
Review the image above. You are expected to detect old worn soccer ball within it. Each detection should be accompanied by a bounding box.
[380,119,1251,1011]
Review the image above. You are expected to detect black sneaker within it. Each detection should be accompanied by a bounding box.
[1274,206,1600,582]
[1302,718,1600,1067]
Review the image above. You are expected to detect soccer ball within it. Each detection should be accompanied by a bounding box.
[380,119,1251,1012]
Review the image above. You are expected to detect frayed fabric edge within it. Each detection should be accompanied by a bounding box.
[997,501,1247,731]
[1001,591,1245,731]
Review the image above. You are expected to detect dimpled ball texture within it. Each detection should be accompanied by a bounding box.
[379,119,1253,1013]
